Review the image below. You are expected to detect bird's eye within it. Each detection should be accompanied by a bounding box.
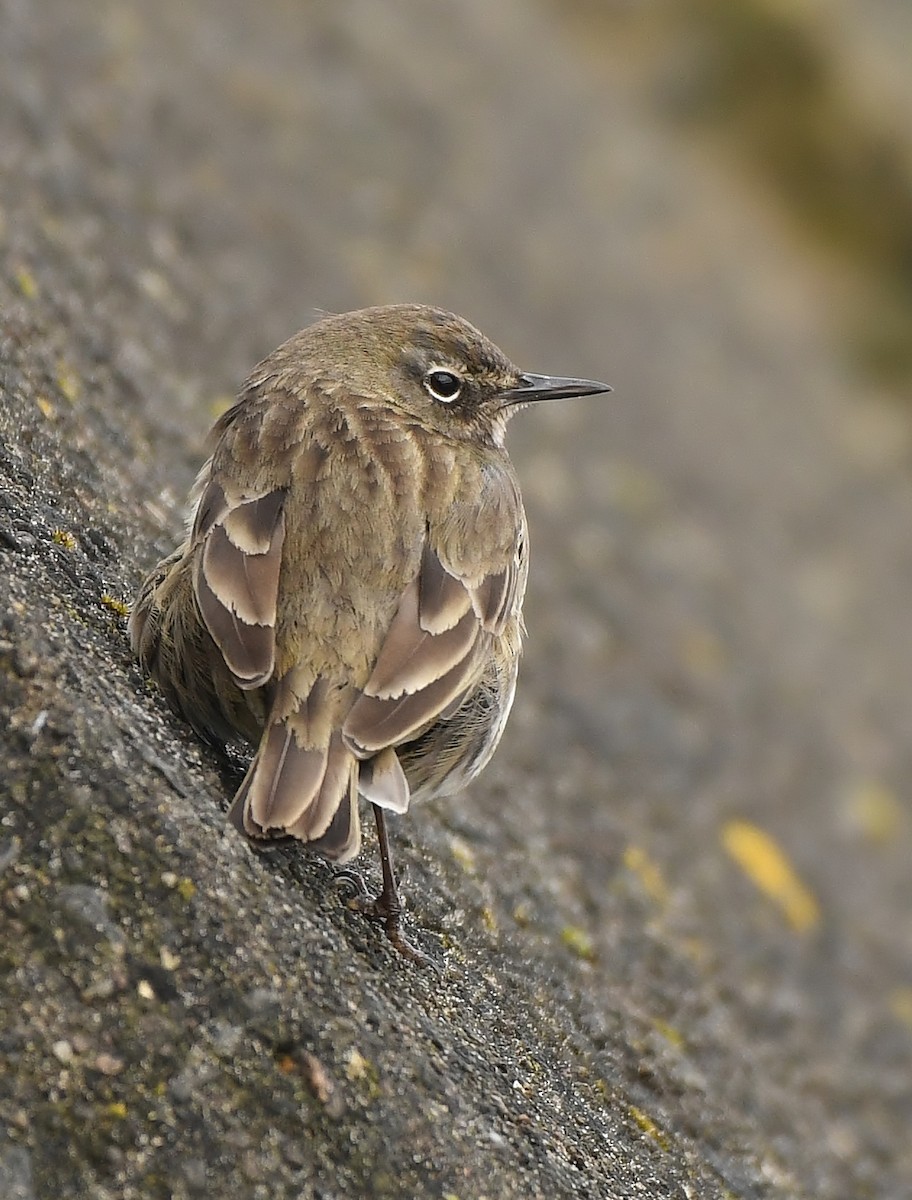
[424,369,463,403]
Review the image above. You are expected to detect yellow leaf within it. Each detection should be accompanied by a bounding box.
[722,820,820,932]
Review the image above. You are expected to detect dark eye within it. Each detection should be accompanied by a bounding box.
[424,369,463,403]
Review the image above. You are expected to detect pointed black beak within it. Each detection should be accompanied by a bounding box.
[499,372,612,406]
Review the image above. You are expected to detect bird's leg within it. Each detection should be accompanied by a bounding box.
[337,805,433,967]
[371,804,423,960]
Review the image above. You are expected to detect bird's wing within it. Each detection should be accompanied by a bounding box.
[190,476,287,690]
[342,532,525,764]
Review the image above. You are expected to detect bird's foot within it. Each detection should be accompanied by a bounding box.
[332,866,372,904]
[333,869,436,969]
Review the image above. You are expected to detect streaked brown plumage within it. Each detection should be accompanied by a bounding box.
[130,304,610,958]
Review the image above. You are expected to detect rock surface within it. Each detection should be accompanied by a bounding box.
[1,2,910,1197]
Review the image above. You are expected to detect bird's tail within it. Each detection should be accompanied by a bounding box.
[228,678,362,862]
[229,725,362,861]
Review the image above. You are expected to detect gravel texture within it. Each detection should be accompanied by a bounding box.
[1,2,910,1197]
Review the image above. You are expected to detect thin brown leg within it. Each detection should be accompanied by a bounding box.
[335,805,433,966]
[370,805,433,965]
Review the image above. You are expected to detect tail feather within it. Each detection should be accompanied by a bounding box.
[228,711,362,863]
[285,734,354,843]
[357,746,410,814]
[245,721,329,831]
[309,774,361,862]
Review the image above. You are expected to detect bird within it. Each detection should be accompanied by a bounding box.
[130,304,610,960]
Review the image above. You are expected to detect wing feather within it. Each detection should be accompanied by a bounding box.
[363,577,478,700]
[342,538,524,761]
[417,542,472,633]
[471,564,513,633]
[191,479,286,689]
[344,652,481,756]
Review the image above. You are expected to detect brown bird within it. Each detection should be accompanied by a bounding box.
[130,305,610,959]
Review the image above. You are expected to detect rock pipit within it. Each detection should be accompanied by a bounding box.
[131,305,610,960]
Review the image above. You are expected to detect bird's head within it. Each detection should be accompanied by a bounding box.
[273,304,610,447]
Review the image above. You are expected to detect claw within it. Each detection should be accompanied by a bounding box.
[332,867,372,904]
[336,806,439,970]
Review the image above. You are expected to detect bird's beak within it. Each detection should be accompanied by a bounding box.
[499,372,612,406]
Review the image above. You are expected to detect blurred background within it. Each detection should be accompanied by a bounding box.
[2,0,911,1194]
